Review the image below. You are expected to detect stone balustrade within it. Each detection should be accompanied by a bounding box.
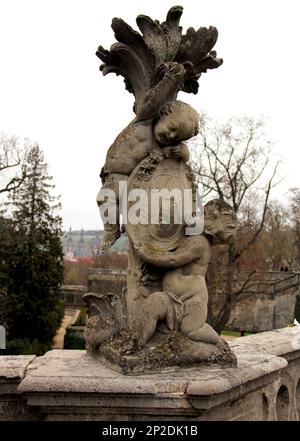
[1,327,300,421]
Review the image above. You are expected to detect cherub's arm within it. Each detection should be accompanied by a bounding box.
[136,236,209,268]
[136,62,185,122]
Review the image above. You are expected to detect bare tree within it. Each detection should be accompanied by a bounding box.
[288,188,300,270]
[0,134,29,326]
[0,133,28,196]
[262,200,293,270]
[190,114,281,333]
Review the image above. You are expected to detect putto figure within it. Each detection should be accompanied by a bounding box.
[84,6,238,373]
[97,62,199,251]
[135,200,237,347]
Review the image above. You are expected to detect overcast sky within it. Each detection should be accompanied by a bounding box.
[1,0,299,230]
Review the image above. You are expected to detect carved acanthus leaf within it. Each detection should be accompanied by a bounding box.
[96,6,222,110]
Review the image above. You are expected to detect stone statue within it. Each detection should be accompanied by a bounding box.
[84,6,238,374]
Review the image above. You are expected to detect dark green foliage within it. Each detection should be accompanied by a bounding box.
[64,328,86,350]
[63,311,86,350]
[295,295,300,322]
[0,338,50,356]
[2,145,64,352]
[0,217,15,327]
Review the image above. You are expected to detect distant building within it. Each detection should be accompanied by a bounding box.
[62,228,103,258]
[62,228,128,258]
[76,228,86,257]
[65,227,74,259]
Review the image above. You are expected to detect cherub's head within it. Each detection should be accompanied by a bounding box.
[154,100,199,146]
[204,199,237,244]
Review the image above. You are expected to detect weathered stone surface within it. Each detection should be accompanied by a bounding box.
[17,345,287,418]
[0,355,38,421]
[0,328,298,420]
[0,355,35,387]
[98,330,236,374]
[229,327,300,357]
[18,350,156,395]
[187,353,287,398]
[17,348,285,406]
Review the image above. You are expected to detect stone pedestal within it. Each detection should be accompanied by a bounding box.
[18,349,285,421]
[0,355,39,420]
[1,328,300,420]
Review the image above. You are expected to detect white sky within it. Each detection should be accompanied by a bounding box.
[0,0,299,229]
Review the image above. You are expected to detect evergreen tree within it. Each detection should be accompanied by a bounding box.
[5,145,64,351]
[0,216,14,328]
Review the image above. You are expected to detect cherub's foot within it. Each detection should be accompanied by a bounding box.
[99,240,114,253]
[99,228,121,252]
[216,337,230,351]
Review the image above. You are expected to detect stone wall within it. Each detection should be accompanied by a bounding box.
[1,327,300,421]
[87,268,127,296]
[221,272,300,332]
[60,285,87,308]
[227,292,298,332]
[60,269,127,309]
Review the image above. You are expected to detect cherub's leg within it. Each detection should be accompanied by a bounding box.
[135,292,169,346]
[100,224,121,252]
[181,301,221,345]
[96,175,121,251]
